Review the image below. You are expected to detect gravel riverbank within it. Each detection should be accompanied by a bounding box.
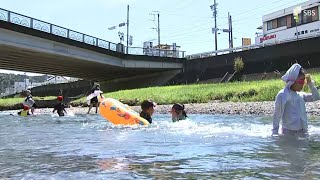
[20,100,320,116]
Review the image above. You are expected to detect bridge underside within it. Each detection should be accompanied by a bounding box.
[0,44,174,81]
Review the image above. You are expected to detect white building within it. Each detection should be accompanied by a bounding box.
[143,41,182,57]
[42,76,70,85]
[14,79,42,93]
[255,0,320,44]
[1,76,81,96]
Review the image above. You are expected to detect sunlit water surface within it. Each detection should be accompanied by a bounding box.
[1,112,320,179]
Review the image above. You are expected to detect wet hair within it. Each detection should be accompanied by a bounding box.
[141,100,155,111]
[172,103,187,118]
[299,68,306,77]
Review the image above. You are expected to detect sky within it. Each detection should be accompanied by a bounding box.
[0,0,305,75]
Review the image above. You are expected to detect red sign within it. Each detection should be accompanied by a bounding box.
[260,34,277,43]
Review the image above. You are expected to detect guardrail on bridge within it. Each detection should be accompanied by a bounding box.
[0,8,186,58]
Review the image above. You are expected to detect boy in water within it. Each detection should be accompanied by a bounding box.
[171,103,188,122]
[272,63,320,136]
[140,100,156,124]
[53,96,67,117]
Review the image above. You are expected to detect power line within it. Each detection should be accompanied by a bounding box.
[218,0,289,20]
[160,0,295,40]
[219,0,300,28]
[161,27,211,40]
[161,21,213,38]
[160,0,195,14]
[162,0,289,23]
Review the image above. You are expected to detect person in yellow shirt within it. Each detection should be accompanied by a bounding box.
[17,105,31,117]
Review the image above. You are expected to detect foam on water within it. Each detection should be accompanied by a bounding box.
[1,113,320,179]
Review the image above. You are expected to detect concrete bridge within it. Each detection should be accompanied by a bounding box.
[0,8,185,81]
[2,7,320,89]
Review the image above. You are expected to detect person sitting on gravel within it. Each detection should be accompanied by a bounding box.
[53,96,67,117]
[272,63,320,136]
[140,100,156,124]
[171,103,188,122]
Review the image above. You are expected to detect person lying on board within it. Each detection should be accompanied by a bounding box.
[53,96,67,117]
[272,63,320,137]
[171,103,188,122]
[139,100,156,124]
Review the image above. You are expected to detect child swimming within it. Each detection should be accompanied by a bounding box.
[272,63,320,136]
[53,96,67,117]
[139,100,156,124]
[171,103,188,122]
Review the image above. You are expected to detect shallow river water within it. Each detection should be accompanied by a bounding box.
[1,112,320,179]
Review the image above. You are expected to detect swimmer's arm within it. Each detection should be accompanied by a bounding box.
[302,80,320,102]
[52,106,57,113]
[272,93,285,135]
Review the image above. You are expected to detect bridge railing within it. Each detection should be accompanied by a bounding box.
[186,32,320,60]
[0,8,185,58]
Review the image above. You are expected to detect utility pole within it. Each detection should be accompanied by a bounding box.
[210,0,218,53]
[230,14,233,48]
[126,5,129,54]
[228,12,233,48]
[157,13,160,48]
[150,11,161,55]
[214,0,217,51]
[293,6,301,42]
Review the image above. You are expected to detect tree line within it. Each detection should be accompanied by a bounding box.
[0,74,50,93]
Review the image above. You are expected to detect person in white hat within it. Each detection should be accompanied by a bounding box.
[272,63,320,136]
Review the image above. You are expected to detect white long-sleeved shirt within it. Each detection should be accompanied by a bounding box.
[272,81,320,134]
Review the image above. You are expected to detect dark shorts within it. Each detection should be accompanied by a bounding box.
[32,103,37,108]
[90,97,99,104]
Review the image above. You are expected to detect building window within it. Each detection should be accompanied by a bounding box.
[272,19,277,29]
[302,9,313,24]
[277,16,287,27]
[311,6,319,21]
[267,19,278,30]
[292,6,319,27]
[287,15,292,28]
[267,21,272,30]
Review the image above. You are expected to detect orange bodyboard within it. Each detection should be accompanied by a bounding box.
[99,98,150,126]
